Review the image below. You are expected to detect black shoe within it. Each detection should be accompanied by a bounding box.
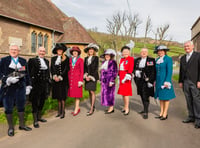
[160,115,168,120]
[155,115,163,119]
[60,112,65,119]
[19,126,32,131]
[33,122,39,128]
[55,114,60,117]
[143,114,148,119]
[182,118,195,123]
[86,111,94,116]
[38,118,47,122]
[8,128,14,137]
[121,109,125,113]
[124,110,130,116]
[194,124,200,129]
[105,110,115,114]
[138,111,145,114]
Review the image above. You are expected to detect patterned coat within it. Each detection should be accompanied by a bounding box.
[155,55,176,100]
[100,60,118,106]
[68,57,84,98]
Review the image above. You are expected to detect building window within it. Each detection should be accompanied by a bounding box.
[31,31,37,53]
[38,33,43,48]
[44,34,48,54]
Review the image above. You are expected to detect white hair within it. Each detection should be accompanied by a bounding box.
[140,48,148,52]
[184,40,193,45]
[9,43,20,50]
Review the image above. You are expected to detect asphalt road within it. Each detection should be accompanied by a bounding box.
[0,83,199,148]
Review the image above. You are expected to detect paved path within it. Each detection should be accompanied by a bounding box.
[0,83,199,148]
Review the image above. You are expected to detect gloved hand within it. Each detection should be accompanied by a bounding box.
[147,82,153,88]
[122,74,131,84]
[135,70,141,78]
[78,81,83,87]
[6,76,19,86]
[26,86,32,95]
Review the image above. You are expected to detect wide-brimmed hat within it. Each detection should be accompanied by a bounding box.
[52,43,67,54]
[121,46,131,52]
[100,49,116,58]
[70,46,81,55]
[154,45,170,53]
[84,43,99,53]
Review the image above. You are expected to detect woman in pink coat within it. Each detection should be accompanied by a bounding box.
[68,47,84,116]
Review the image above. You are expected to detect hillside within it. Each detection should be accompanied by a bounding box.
[88,31,184,58]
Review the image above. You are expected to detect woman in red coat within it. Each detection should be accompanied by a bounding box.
[68,47,84,116]
[118,46,134,115]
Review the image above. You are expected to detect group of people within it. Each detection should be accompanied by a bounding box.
[0,40,199,137]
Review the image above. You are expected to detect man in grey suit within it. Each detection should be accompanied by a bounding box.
[179,41,200,129]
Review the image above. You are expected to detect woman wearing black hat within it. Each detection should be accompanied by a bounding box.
[118,46,134,115]
[51,43,70,119]
[154,45,175,120]
[83,43,99,116]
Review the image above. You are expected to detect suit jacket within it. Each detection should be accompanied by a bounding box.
[179,51,200,85]
[0,56,30,97]
[28,56,50,84]
[134,56,156,96]
[51,55,70,87]
[84,56,99,81]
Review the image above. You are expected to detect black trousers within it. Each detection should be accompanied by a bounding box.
[30,83,48,113]
[183,79,200,125]
[140,84,150,113]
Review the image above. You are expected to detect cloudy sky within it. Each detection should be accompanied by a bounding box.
[52,0,199,43]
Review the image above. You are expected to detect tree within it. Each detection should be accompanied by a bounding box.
[144,16,152,45]
[157,24,170,44]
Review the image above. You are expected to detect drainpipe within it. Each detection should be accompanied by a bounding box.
[52,30,55,50]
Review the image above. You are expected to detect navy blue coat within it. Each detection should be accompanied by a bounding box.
[0,56,30,99]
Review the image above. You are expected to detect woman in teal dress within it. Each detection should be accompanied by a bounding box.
[154,45,176,120]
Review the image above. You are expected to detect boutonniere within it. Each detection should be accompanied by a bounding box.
[147,61,154,66]
[18,66,26,71]
[125,60,128,64]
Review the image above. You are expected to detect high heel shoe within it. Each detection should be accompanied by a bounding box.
[124,109,130,116]
[87,107,95,116]
[121,109,125,113]
[105,109,115,114]
[160,115,168,120]
[155,115,163,119]
[73,109,80,116]
[60,112,65,119]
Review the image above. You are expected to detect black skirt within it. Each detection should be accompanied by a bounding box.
[85,81,97,91]
[52,81,68,100]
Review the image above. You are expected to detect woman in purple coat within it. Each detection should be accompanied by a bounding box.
[100,49,118,114]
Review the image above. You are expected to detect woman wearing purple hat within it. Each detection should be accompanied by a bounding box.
[100,49,118,114]
[68,46,84,116]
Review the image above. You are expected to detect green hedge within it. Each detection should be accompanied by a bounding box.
[0,82,101,124]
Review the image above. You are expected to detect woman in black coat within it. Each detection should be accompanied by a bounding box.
[84,43,99,116]
[51,43,70,119]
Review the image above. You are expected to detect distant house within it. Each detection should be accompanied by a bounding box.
[191,16,200,51]
[0,0,96,59]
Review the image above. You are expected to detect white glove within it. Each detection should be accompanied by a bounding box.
[6,77,19,86]
[147,82,153,88]
[78,81,83,87]
[135,70,141,78]
[122,74,131,84]
[161,82,171,89]
[26,86,32,95]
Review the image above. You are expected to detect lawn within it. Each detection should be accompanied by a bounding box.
[0,82,101,124]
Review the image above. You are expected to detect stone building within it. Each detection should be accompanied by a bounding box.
[191,16,200,51]
[0,0,96,59]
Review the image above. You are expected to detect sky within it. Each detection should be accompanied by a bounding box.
[51,0,199,43]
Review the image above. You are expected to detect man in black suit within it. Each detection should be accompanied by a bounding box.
[179,41,200,129]
[0,43,32,136]
[28,47,50,128]
[134,48,156,119]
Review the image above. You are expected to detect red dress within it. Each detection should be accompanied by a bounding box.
[117,56,134,96]
[68,57,84,98]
